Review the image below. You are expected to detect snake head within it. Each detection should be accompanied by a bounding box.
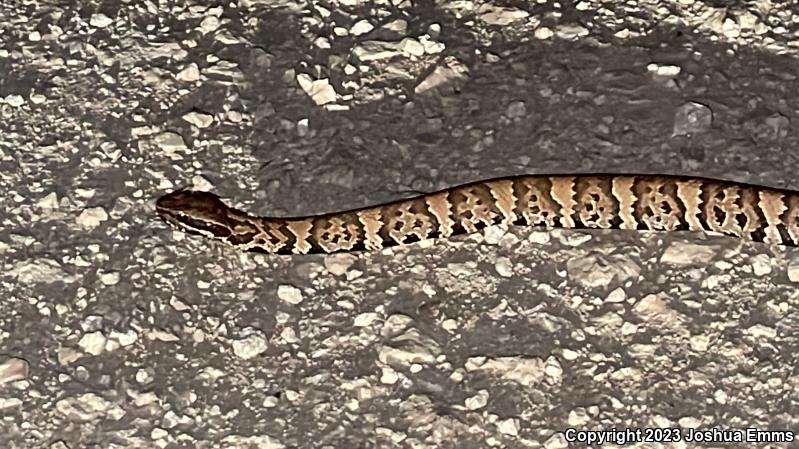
[156,190,234,239]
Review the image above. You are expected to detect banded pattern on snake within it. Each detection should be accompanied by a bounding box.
[156,174,799,255]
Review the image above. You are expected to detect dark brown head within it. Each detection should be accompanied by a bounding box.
[155,190,234,239]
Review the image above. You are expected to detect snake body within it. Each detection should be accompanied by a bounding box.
[156,174,799,254]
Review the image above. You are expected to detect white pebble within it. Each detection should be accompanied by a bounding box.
[231,329,268,359]
[99,271,120,286]
[494,257,514,277]
[324,253,356,276]
[0,358,29,384]
[788,259,799,282]
[90,13,113,28]
[153,132,187,152]
[350,20,374,36]
[199,16,220,33]
[606,287,626,303]
[750,254,772,276]
[464,389,489,410]
[399,38,425,56]
[535,27,554,39]
[380,367,399,384]
[5,95,24,107]
[182,111,213,128]
[76,207,108,229]
[497,417,519,436]
[37,192,59,209]
[176,63,200,82]
[78,331,108,356]
[277,285,303,304]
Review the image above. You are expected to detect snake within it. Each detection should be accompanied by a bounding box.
[155,174,799,255]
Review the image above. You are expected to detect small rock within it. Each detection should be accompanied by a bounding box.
[11,259,70,284]
[466,356,545,386]
[690,334,710,351]
[56,393,120,422]
[605,287,626,303]
[153,132,187,153]
[568,408,590,426]
[497,417,519,436]
[747,324,777,339]
[702,7,726,34]
[673,101,713,136]
[37,192,59,209]
[506,100,527,118]
[298,117,309,136]
[750,254,772,276]
[418,35,445,54]
[528,231,551,244]
[380,367,399,384]
[534,27,554,40]
[385,19,409,34]
[494,257,514,277]
[227,110,242,123]
[544,357,563,381]
[231,328,268,359]
[296,74,337,105]
[57,348,82,365]
[464,389,489,410]
[182,111,213,128]
[478,5,529,25]
[414,57,469,94]
[399,38,425,57]
[737,11,758,30]
[151,427,169,440]
[555,23,589,39]
[146,329,180,342]
[109,330,138,346]
[678,416,702,428]
[788,259,799,282]
[714,389,728,404]
[722,18,740,38]
[661,242,719,265]
[199,16,220,33]
[89,13,113,28]
[544,433,568,449]
[190,175,215,192]
[561,348,579,360]
[483,225,505,244]
[99,271,120,286]
[378,327,440,366]
[350,20,374,36]
[633,294,681,326]
[177,63,200,82]
[566,253,641,289]
[647,63,681,77]
[76,207,108,229]
[324,253,357,276]
[0,398,23,410]
[277,285,303,304]
[0,358,29,384]
[381,314,414,338]
[353,312,379,327]
[5,95,24,107]
[352,41,401,62]
[78,331,108,356]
